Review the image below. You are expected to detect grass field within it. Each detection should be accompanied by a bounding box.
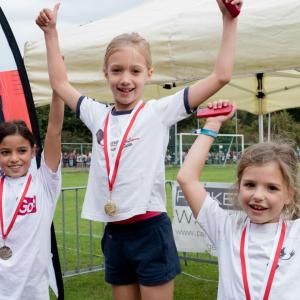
[50,164,238,299]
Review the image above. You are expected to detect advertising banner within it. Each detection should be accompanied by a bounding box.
[171,180,235,255]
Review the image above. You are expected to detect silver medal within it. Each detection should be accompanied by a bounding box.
[0,245,12,260]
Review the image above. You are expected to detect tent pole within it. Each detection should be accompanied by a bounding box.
[235,110,238,154]
[267,112,271,142]
[258,114,264,143]
[175,122,178,165]
[256,73,265,143]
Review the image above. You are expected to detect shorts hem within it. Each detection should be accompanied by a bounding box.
[105,270,181,286]
[139,269,181,286]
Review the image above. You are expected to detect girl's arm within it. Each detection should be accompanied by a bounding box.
[43,91,64,172]
[36,4,81,112]
[177,100,236,218]
[188,0,243,109]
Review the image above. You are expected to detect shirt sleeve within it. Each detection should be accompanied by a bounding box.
[38,152,62,212]
[76,96,109,132]
[196,195,229,249]
[150,87,194,128]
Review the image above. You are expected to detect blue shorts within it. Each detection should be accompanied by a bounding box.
[101,213,181,286]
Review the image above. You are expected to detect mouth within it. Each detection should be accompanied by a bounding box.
[249,204,267,211]
[8,165,23,170]
[117,87,134,93]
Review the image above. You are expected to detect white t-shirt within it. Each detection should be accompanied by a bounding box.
[198,195,300,300]
[78,88,191,222]
[0,154,61,300]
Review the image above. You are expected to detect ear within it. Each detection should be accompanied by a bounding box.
[146,68,153,83]
[284,190,294,205]
[103,67,108,80]
[31,145,37,158]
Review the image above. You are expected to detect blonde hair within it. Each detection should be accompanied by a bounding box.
[232,142,300,219]
[103,32,152,71]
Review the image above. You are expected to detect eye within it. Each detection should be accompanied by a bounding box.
[268,185,279,191]
[18,148,29,154]
[0,150,9,156]
[111,68,121,73]
[243,181,255,188]
[131,66,143,75]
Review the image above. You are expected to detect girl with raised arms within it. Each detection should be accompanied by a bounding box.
[36,1,242,299]
[177,100,300,299]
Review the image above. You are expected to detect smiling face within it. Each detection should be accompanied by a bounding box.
[104,46,153,111]
[0,134,34,178]
[239,162,290,224]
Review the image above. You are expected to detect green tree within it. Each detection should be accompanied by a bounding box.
[36,105,300,147]
[287,108,300,122]
[36,105,91,143]
[271,110,300,145]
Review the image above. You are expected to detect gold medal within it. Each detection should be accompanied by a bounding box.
[104,200,117,216]
[0,245,12,260]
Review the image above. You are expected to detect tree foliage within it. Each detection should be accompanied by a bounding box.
[36,105,92,143]
[36,105,300,147]
[271,110,300,145]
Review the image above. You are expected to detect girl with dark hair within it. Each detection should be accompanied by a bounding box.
[0,92,64,300]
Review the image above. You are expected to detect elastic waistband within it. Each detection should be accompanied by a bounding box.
[106,212,168,232]
[112,211,161,225]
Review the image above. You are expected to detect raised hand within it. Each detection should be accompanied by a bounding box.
[216,0,243,18]
[35,3,60,32]
[206,99,236,124]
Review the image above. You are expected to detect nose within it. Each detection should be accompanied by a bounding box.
[252,187,265,201]
[10,151,19,162]
[120,71,131,85]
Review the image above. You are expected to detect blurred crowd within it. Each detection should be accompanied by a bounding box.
[62,151,92,168]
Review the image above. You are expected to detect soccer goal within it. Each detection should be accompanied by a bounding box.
[178,132,244,166]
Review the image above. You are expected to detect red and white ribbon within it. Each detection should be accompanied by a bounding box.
[240,219,286,300]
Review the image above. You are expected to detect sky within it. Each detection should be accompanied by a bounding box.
[0,0,145,58]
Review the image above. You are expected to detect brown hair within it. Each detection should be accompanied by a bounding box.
[103,32,152,71]
[232,142,300,219]
[0,120,35,147]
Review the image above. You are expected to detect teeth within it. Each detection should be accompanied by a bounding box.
[250,204,265,210]
[119,88,133,92]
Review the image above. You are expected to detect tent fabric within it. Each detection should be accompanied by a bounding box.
[24,0,300,114]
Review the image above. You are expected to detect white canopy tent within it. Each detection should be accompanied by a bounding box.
[24,0,300,141]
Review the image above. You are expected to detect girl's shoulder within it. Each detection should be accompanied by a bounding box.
[202,194,247,227]
[81,96,110,108]
[286,218,300,226]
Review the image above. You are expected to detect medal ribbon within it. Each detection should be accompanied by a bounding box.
[103,101,145,192]
[0,175,32,240]
[240,220,286,300]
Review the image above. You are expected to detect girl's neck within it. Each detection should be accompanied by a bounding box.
[114,99,141,111]
[4,172,28,180]
[250,220,280,225]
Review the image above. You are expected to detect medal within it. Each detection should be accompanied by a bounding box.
[103,101,144,216]
[104,200,117,216]
[0,245,12,260]
[0,174,32,259]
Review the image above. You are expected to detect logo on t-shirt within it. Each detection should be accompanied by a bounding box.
[18,196,37,215]
[280,247,295,261]
[96,129,104,146]
[96,128,140,150]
